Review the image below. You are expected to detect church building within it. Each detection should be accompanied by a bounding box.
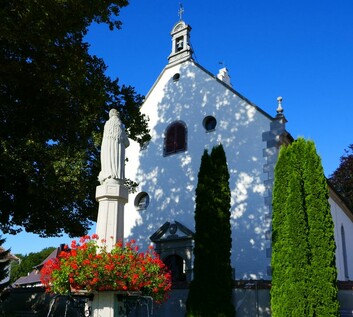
[124,16,353,316]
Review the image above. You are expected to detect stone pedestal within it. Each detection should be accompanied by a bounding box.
[91,292,120,317]
[95,183,129,252]
[89,291,142,317]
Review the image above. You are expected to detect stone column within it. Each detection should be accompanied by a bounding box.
[92,109,130,316]
[95,183,128,251]
[91,292,119,317]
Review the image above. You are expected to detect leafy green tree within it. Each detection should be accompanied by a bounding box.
[329,144,353,211]
[271,138,339,317]
[186,144,234,317]
[0,1,150,237]
[10,247,56,283]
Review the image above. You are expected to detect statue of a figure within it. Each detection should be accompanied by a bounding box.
[98,109,130,185]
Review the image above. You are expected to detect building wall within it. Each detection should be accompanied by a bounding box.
[125,60,278,279]
[330,194,353,281]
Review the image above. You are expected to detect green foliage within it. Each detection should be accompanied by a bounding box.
[10,247,56,283]
[186,144,235,317]
[0,1,150,237]
[0,237,10,291]
[329,144,353,211]
[271,140,311,315]
[271,138,339,317]
[304,141,339,316]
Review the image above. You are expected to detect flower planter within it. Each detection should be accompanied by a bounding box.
[40,235,172,313]
[66,290,144,317]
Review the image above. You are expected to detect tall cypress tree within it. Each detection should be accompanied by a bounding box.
[303,140,339,316]
[186,144,234,317]
[270,145,289,316]
[271,138,339,317]
[271,144,308,316]
[186,149,212,317]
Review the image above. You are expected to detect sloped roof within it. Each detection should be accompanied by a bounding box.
[13,269,42,286]
[328,180,353,221]
[0,246,20,263]
[13,245,65,287]
[34,246,62,269]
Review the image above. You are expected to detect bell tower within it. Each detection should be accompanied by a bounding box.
[168,6,193,65]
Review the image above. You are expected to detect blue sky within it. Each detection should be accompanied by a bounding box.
[5,0,353,255]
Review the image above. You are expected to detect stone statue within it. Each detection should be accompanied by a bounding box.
[98,109,130,185]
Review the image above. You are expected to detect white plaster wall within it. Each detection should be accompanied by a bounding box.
[330,197,353,280]
[125,61,273,279]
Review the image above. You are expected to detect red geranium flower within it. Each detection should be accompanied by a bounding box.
[40,235,171,303]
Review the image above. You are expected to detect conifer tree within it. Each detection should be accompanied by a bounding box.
[271,141,310,315]
[271,138,339,317]
[304,140,339,316]
[186,144,234,317]
[0,237,11,291]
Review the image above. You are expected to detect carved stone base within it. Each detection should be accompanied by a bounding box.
[96,183,128,203]
[91,292,119,317]
[90,291,142,317]
[95,183,129,252]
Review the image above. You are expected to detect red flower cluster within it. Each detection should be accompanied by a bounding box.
[40,235,172,303]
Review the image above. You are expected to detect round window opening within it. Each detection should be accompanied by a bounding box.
[203,116,217,132]
[172,73,180,82]
[134,192,150,210]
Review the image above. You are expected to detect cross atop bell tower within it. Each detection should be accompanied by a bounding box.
[178,3,184,21]
[168,5,193,65]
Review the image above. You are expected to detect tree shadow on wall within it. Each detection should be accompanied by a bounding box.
[128,61,276,279]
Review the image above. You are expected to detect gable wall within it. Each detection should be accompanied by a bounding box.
[125,61,277,279]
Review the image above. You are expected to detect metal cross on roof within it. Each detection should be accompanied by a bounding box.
[178,3,184,21]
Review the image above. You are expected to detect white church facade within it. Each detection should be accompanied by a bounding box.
[124,18,353,315]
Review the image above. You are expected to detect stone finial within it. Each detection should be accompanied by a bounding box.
[217,67,232,86]
[276,96,283,115]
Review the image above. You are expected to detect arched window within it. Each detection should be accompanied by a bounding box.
[164,254,186,283]
[164,121,187,156]
[341,225,349,279]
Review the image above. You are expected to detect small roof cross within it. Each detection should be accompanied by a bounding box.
[178,3,184,21]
